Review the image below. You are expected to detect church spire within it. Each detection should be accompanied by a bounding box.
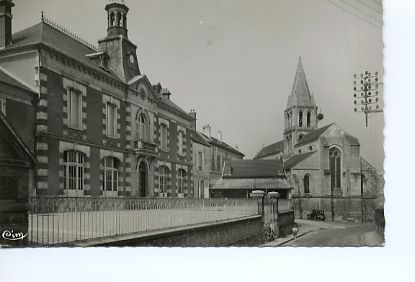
[286,56,315,108]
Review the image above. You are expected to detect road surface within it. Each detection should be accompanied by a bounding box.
[282,219,384,247]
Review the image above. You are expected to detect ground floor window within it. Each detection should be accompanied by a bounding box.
[159,166,169,193]
[63,150,85,191]
[177,169,186,194]
[103,157,119,192]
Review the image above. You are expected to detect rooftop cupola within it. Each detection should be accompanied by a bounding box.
[105,0,129,38]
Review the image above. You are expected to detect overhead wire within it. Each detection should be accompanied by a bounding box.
[325,0,382,29]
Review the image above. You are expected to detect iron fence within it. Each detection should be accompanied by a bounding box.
[28,196,259,245]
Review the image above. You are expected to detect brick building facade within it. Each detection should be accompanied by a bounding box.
[0,0,200,198]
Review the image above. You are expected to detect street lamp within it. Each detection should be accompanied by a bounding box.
[353,71,383,127]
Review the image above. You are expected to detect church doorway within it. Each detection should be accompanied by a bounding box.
[139,161,147,197]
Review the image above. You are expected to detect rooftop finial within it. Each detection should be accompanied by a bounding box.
[109,0,125,4]
[41,11,44,22]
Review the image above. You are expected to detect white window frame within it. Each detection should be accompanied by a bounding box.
[63,150,85,193]
[137,113,150,141]
[103,157,119,192]
[159,166,169,194]
[67,88,82,129]
[177,169,186,195]
[106,102,118,138]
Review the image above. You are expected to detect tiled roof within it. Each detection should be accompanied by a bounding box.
[284,151,315,169]
[254,140,284,159]
[225,159,284,178]
[11,22,121,81]
[295,123,333,147]
[201,133,245,157]
[0,68,35,93]
[212,178,291,190]
[189,129,210,146]
[159,98,191,118]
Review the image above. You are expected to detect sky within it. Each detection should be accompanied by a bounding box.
[13,0,384,171]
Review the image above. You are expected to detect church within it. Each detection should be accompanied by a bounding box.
[254,58,383,221]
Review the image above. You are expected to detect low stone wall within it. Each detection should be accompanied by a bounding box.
[80,215,263,247]
[293,196,377,222]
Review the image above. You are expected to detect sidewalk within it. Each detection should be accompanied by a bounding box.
[262,219,321,247]
[261,219,348,247]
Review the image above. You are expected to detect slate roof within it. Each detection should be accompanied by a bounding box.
[286,57,316,108]
[189,129,210,146]
[224,159,284,178]
[11,21,120,81]
[0,112,37,166]
[284,151,315,169]
[201,133,245,157]
[254,140,284,159]
[0,68,35,93]
[295,123,333,147]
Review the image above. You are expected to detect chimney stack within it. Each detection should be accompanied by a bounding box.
[217,130,222,141]
[0,0,15,49]
[202,124,211,138]
[189,109,197,129]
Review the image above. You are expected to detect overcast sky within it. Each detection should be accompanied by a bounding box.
[13,0,384,171]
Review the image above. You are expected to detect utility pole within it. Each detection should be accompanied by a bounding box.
[353,71,383,127]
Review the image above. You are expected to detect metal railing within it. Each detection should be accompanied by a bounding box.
[28,197,259,246]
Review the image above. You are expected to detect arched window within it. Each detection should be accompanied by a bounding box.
[299,111,303,127]
[329,147,341,189]
[63,150,85,192]
[103,157,119,192]
[136,113,150,141]
[177,169,186,195]
[307,112,311,127]
[159,166,169,194]
[304,174,310,194]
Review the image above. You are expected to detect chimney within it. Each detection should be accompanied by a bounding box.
[161,88,171,100]
[0,0,15,49]
[202,124,211,138]
[189,109,196,129]
[217,130,222,141]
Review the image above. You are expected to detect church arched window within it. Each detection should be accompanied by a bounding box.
[329,147,341,189]
[307,112,311,127]
[304,174,310,194]
[299,111,303,127]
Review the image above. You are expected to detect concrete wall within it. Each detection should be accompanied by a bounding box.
[88,215,263,247]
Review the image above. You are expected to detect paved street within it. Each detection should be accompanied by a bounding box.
[264,219,384,247]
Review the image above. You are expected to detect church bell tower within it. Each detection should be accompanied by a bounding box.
[283,57,321,158]
[98,0,140,82]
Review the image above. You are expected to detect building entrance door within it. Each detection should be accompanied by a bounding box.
[139,162,147,197]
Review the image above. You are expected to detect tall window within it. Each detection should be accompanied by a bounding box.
[304,174,310,194]
[106,103,117,138]
[177,169,186,194]
[103,157,119,192]
[197,151,203,171]
[137,113,150,141]
[160,124,168,150]
[68,89,82,129]
[0,97,5,115]
[307,112,311,127]
[212,147,217,170]
[159,166,169,193]
[63,150,85,192]
[329,147,341,189]
[178,131,184,155]
[217,155,221,171]
[299,111,303,127]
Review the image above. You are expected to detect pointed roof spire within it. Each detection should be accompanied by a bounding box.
[286,56,315,108]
